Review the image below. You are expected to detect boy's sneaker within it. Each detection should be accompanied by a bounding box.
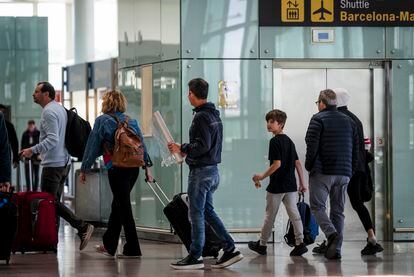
[290,243,308,256]
[211,248,243,269]
[78,223,94,251]
[248,240,267,255]
[361,241,384,255]
[170,255,204,270]
[325,233,341,260]
[312,240,327,254]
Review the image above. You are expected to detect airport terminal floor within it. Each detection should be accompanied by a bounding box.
[2,223,414,276]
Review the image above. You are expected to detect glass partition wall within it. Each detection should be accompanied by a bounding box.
[118,60,182,230]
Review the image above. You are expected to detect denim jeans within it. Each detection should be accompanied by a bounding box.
[187,165,235,258]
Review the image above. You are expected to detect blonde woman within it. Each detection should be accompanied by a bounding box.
[80,90,153,258]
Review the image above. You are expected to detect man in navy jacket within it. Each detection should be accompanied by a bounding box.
[168,78,243,270]
[305,89,358,260]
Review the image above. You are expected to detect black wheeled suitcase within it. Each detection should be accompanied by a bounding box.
[0,190,18,265]
[146,180,222,258]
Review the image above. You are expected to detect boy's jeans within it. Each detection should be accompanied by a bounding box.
[187,165,235,258]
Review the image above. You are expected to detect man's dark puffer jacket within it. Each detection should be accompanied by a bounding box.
[305,106,358,177]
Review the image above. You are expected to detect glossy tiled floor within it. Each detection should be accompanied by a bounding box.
[1,224,414,276]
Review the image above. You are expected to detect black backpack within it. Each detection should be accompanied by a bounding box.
[65,108,91,161]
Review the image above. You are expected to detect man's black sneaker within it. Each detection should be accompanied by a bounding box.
[211,248,243,269]
[78,223,94,251]
[313,240,327,254]
[325,233,341,260]
[361,242,384,255]
[248,240,267,255]
[170,255,204,270]
[290,243,308,256]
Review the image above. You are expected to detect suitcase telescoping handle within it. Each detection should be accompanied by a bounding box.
[20,155,33,191]
[145,179,171,208]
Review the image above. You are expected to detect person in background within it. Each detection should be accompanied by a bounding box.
[0,104,19,169]
[248,109,308,257]
[20,81,94,251]
[21,120,41,191]
[169,78,243,270]
[80,89,153,259]
[334,88,383,255]
[0,112,11,193]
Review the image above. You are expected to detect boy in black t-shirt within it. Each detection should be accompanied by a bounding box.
[248,109,308,256]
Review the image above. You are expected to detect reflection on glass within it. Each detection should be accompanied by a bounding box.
[72,90,87,119]
[183,60,271,229]
[409,74,413,111]
[393,60,414,230]
[182,0,258,59]
[218,80,240,111]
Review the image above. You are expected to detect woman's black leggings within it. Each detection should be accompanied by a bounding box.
[103,167,141,256]
[347,171,374,232]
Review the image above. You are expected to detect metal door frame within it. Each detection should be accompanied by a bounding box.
[272,60,392,241]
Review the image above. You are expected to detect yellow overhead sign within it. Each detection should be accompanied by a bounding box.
[281,0,304,22]
[311,0,334,22]
[261,0,414,26]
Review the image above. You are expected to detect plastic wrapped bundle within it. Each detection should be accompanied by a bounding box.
[152,111,183,167]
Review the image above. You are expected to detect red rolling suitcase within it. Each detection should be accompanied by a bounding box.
[12,159,58,253]
[12,183,58,254]
[146,179,222,258]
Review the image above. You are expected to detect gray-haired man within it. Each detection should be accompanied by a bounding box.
[305,89,358,260]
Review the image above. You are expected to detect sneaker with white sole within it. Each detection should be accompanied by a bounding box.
[95,245,114,258]
[170,255,204,270]
[78,223,94,251]
[211,248,243,269]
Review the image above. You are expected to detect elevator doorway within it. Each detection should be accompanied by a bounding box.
[273,61,388,241]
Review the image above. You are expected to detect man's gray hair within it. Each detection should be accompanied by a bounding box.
[318,89,337,106]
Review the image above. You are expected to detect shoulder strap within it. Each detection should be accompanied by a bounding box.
[109,113,129,126]
[108,113,120,124]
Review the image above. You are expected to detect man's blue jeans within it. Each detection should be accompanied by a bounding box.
[187,165,235,258]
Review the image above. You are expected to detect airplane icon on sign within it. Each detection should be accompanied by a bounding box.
[312,0,332,20]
